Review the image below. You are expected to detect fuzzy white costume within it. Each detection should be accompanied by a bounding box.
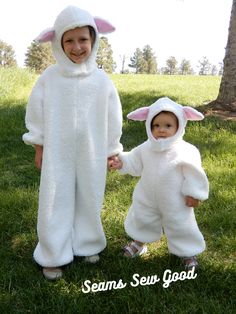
[23,6,123,267]
[119,98,209,257]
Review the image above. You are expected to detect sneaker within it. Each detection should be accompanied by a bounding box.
[84,254,100,263]
[182,256,198,270]
[42,267,62,280]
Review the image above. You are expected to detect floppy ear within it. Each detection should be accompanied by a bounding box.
[94,17,115,33]
[183,107,204,121]
[35,28,55,43]
[127,107,150,121]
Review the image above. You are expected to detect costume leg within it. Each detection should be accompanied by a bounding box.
[125,197,163,243]
[33,162,76,267]
[72,157,107,256]
[163,207,205,257]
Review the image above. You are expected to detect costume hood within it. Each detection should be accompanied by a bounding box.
[127,97,204,152]
[35,6,115,76]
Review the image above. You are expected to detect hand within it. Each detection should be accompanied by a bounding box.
[185,196,200,207]
[107,155,123,170]
[35,145,43,170]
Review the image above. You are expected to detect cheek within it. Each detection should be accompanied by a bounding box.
[62,44,70,53]
[152,130,158,138]
[86,41,93,50]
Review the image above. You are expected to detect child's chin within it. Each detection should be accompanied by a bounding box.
[71,59,82,64]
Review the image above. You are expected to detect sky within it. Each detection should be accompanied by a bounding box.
[0,0,233,72]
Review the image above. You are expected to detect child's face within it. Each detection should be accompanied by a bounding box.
[62,26,93,64]
[151,112,178,139]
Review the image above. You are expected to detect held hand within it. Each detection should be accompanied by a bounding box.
[35,145,43,170]
[185,196,200,208]
[107,155,123,170]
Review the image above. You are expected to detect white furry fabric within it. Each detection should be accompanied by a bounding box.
[23,6,122,267]
[119,99,209,257]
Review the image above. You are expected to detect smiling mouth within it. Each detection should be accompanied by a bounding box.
[71,51,85,57]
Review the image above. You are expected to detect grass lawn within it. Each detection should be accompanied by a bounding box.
[0,69,235,313]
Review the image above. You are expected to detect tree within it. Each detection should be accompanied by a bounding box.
[210,0,236,111]
[25,41,55,73]
[165,56,178,75]
[129,45,157,74]
[120,54,127,74]
[129,48,147,73]
[142,45,157,74]
[0,40,17,67]
[211,65,218,76]
[179,59,193,75]
[119,55,130,73]
[198,56,211,75]
[96,37,116,73]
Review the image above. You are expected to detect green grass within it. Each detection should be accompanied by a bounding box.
[0,70,235,313]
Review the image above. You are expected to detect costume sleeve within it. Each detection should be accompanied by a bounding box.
[107,82,123,157]
[22,77,44,146]
[118,145,143,177]
[181,147,209,201]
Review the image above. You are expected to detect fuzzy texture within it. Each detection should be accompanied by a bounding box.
[22,6,122,267]
[119,98,209,257]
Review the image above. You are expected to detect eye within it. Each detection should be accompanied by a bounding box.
[80,37,89,42]
[64,39,73,43]
[166,124,172,128]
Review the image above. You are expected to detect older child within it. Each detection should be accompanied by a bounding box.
[23,6,123,280]
[110,97,209,269]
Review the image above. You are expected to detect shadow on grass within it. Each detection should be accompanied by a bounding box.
[0,100,236,312]
[120,91,180,118]
[0,104,41,190]
[2,232,235,313]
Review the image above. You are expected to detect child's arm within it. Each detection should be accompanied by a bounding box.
[107,83,123,157]
[35,145,43,169]
[22,77,44,147]
[181,147,209,203]
[115,146,143,176]
[182,163,209,202]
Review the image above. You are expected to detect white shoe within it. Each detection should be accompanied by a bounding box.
[84,254,100,263]
[123,241,148,258]
[182,256,198,270]
[42,267,62,280]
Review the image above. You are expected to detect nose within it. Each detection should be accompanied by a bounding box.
[73,42,81,50]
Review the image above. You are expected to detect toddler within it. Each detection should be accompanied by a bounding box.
[110,97,209,269]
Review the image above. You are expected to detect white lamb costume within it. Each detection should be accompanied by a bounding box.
[22,6,123,267]
[119,97,209,257]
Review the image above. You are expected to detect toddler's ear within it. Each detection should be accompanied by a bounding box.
[183,107,204,121]
[35,28,55,43]
[127,107,149,121]
[94,17,115,33]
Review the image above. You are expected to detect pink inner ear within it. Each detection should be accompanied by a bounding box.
[127,107,149,121]
[36,29,55,43]
[183,107,204,121]
[94,17,115,34]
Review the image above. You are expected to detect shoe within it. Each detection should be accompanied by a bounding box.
[84,254,100,263]
[42,267,62,280]
[182,256,198,270]
[123,241,148,258]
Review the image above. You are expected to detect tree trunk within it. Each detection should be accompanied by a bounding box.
[210,0,236,112]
